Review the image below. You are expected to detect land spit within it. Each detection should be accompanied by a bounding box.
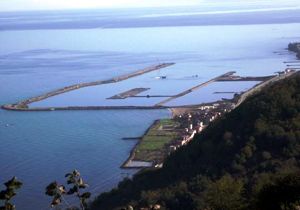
[1,63,174,111]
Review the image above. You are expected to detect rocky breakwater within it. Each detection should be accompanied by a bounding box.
[1,63,175,111]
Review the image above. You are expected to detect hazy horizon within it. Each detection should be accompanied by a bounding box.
[1,0,300,12]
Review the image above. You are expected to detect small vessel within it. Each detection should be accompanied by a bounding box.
[155,76,167,79]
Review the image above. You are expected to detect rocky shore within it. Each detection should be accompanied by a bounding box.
[288,42,300,59]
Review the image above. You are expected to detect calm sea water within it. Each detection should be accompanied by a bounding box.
[0,5,300,210]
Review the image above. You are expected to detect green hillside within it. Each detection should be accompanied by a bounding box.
[91,73,300,210]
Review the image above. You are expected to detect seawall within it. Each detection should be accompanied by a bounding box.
[1,63,175,111]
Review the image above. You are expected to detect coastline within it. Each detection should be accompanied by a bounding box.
[121,119,160,169]
[121,70,299,169]
[2,43,299,170]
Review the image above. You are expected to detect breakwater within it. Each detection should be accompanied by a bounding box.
[108,88,150,99]
[233,71,297,108]
[122,71,299,169]
[1,63,174,111]
[1,104,222,112]
[154,71,236,106]
[216,75,273,82]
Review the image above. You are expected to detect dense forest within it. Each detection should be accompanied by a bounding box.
[90,73,300,210]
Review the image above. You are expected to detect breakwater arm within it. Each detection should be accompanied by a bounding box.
[233,71,297,108]
[2,63,175,111]
[154,71,236,106]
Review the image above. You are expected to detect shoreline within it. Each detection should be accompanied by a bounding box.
[121,119,160,169]
[2,44,299,170]
[121,70,298,169]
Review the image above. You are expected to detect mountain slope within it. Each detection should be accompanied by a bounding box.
[91,73,300,210]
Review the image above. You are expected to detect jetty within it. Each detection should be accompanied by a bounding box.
[233,70,297,108]
[1,67,296,112]
[122,137,142,140]
[107,88,150,99]
[154,71,236,106]
[2,63,174,111]
[216,75,273,82]
[121,71,299,169]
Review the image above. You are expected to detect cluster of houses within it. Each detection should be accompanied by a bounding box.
[153,102,235,168]
[169,102,234,152]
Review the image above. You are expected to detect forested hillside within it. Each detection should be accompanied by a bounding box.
[91,73,300,210]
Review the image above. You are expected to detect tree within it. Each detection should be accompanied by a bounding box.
[65,170,91,210]
[46,169,91,210]
[256,173,300,210]
[203,175,246,210]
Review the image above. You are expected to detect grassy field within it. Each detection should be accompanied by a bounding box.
[134,119,181,162]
